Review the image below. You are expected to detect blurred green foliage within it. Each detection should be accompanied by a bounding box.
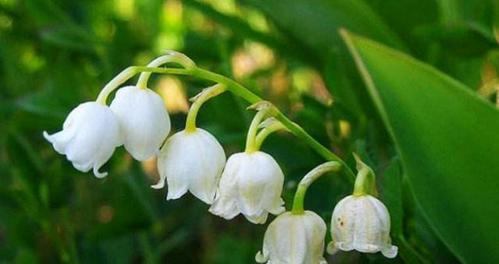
[0,0,497,263]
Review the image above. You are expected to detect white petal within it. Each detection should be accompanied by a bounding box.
[44,102,121,178]
[330,195,397,258]
[157,132,189,200]
[43,130,74,155]
[110,86,171,161]
[258,154,285,215]
[157,129,225,204]
[382,245,398,258]
[352,242,382,253]
[267,198,285,215]
[255,251,268,263]
[72,160,93,172]
[302,211,327,262]
[93,166,108,178]
[151,175,166,189]
[210,151,285,224]
[186,129,226,204]
[246,212,268,224]
[236,152,284,221]
[337,241,354,252]
[258,212,327,263]
[209,199,239,220]
[326,241,337,255]
[209,153,244,219]
[331,196,356,251]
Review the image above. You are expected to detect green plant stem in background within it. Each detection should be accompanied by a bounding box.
[291,161,342,214]
[95,65,355,179]
[185,84,226,132]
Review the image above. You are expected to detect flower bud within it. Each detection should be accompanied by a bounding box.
[328,195,398,258]
[43,102,122,178]
[255,211,328,264]
[209,151,284,224]
[110,85,171,161]
[155,128,226,204]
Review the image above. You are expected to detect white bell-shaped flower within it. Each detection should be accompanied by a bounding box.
[209,151,285,224]
[255,211,328,264]
[43,102,122,178]
[110,85,170,161]
[328,195,398,258]
[155,128,226,204]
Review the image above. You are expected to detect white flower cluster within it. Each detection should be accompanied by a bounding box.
[44,52,397,263]
[254,195,398,263]
[43,85,168,178]
[255,162,398,263]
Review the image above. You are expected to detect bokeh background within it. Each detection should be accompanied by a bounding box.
[0,0,498,263]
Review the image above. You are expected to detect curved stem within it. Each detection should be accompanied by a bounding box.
[95,67,193,105]
[192,68,354,180]
[352,154,378,196]
[98,65,356,180]
[245,108,269,153]
[136,51,195,89]
[96,67,138,105]
[352,168,377,196]
[291,161,342,214]
[254,119,287,150]
[185,84,226,132]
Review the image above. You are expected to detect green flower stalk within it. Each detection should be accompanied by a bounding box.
[154,84,227,204]
[291,161,342,214]
[185,84,226,132]
[209,103,286,224]
[256,161,341,264]
[95,58,355,179]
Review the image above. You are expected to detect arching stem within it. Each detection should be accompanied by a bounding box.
[136,51,195,89]
[254,118,288,150]
[94,63,356,180]
[95,51,195,105]
[291,161,342,214]
[185,84,226,133]
[245,102,275,153]
[352,153,378,196]
[96,67,137,105]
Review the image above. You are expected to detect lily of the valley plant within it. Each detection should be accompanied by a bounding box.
[44,51,397,263]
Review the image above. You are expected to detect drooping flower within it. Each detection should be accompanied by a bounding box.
[209,151,285,224]
[328,194,398,258]
[43,102,122,178]
[155,128,226,204]
[255,211,328,264]
[110,85,170,161]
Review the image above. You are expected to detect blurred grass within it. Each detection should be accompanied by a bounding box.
[0,0,497,263]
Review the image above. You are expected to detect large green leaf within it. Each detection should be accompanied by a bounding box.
[341,30,499,263]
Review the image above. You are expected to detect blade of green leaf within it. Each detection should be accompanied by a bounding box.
[341,29,499,263]
[239,0,406,56]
